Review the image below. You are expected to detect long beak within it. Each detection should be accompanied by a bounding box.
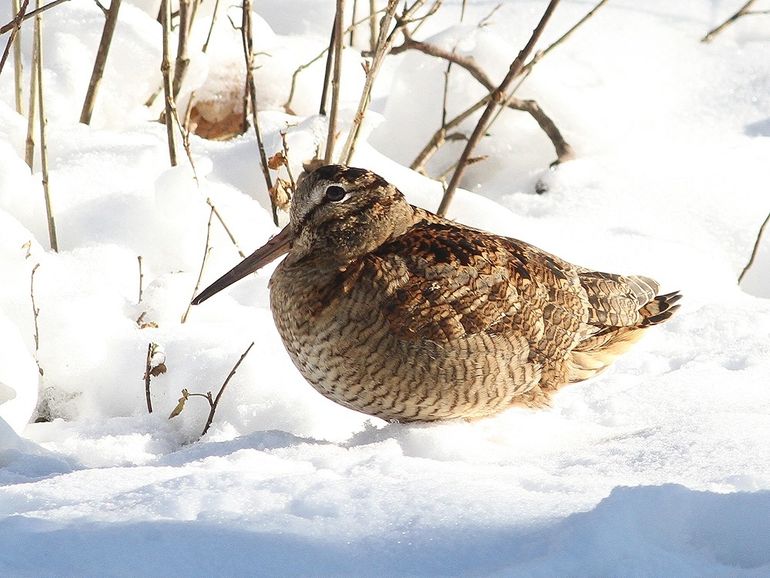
[191,225,293,305]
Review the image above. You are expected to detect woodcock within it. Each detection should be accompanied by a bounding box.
[192,165,681,422]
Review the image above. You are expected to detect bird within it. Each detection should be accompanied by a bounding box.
[192,164,681,422]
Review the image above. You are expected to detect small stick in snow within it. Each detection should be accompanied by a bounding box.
[160,0,178,166]
[169,342,255,438]
[30,263,43,376]
[181,205,214,324]
[702,0,758,43]
[35,2,58,252]
[143,342,167,414]
[79,0,123,125]
[201,342,254,437]
[738,212,770,284]
[137,255,144,304]
[241,0,277,225]
[368,0,377,53]
[324,0,345,163]
[437,0,561,216]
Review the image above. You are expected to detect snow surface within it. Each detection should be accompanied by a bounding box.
[1,0,770,575]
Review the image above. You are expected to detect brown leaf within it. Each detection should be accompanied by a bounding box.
[150,363,167,377]
[168,389,189,419]
[267,151,286,170]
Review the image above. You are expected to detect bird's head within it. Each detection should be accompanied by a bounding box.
[192,164,412,304]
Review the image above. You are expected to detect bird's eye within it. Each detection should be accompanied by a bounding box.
[324,185,346,202]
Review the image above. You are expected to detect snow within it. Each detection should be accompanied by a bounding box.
[1,0,770,575]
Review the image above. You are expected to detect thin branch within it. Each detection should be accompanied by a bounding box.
[339,0,401,165]
[1,0,68,34]
[200,341,254,437]
[137,255,144,304]
[36,3,58,251]
[207,199,246,258]
[172,0,193,98]
[324,0,345,163]
[241,0,277,225]
[80,0,122,124]
[161,0,178,166]
[318,13,337,116]
[143,343,154,413]
[368,0,377,53]
[202,0,220,52]
[349,0,357,46]
[437,0,560,216]
[12,0,24,114]
[738,211,770,284]
[25,9,38,169]
[0,0,29,80]
[181,205,214,323]
[284,8,386,115]
[30,263,43,376]
[702,0,758,43]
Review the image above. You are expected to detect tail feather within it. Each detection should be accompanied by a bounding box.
[567,288,682,383]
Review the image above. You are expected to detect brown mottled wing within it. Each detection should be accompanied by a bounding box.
[365,220,588,359]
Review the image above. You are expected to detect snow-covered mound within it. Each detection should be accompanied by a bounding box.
[0,0,769,575]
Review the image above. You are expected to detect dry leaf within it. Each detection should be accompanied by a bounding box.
[168,389,189,419]
[268,151,286,170]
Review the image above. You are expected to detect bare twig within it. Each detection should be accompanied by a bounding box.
[30,263,43,375]
[181,205,214,323]
[437,0,560,216]
[2,0,69,35]
[79,0,122,124]
[324,0,345,163]
[0,0,29,80]
[25,10,38,169]
[339,0,401,165]
[241,0,277,225]
[207,199,246,258]
[368,0,377,53]
[349,0,357,46]
[12,0,24,114]
[137,255,144,304]
[200,341,254,437]
[202,0,220,52]
[160,0,178,166]
[738,211,770,284]
[144,343,154,413]
[143,342,166,413]
[284,8,385,114]
[36,2,58,251]
[411,0,606,175]
[318,13,337,116]
[172,0,193,98]
[702,0,758,42]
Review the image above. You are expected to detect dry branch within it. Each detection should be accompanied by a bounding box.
[172,0,194,98]
[25,11,38,169]
[338,0,401,165]
[143,342,166,413]
[241,0,277,225]
[11,0,24,114]
[0,0,68,35]
[160,0,177,166]
[137,255,144,304]
[738,211,770,284]
[200,341,254,437]
[436,0,560,216]
[80,0,122,124]
[181,205,214,323]
[36,3,58,251]
[30,263,43,375]
[324,0,345,163]
[0,0,29,80]
[702,0,758,43]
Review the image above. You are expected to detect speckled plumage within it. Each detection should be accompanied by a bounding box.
[193,165,681,422]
